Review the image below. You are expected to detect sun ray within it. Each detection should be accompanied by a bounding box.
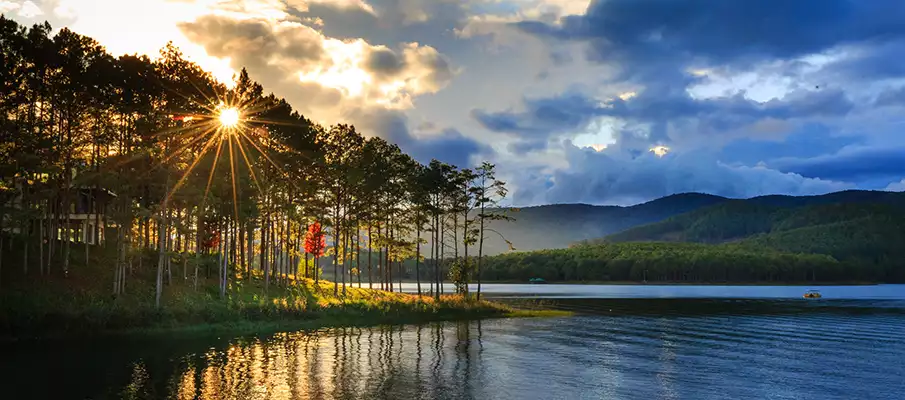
[203,136,226,203]
[227,133,240,224]
[234,133,264,194]
[237,129,291,180]
[163,130,222,205]
[155,124,219,170]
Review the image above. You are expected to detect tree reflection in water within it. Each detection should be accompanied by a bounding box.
[120,321,486,399]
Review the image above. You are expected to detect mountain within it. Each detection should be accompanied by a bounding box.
[582,190,905,282]
[600,190,905,244]
[477,193,728,255]
[478,190,905,283]
[479,190,903,256]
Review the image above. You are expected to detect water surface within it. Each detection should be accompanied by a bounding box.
[3,285,904,399]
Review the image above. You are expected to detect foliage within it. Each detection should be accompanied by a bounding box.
[556,196,905,283]
[480,242,875,283]
[303,222,326,257]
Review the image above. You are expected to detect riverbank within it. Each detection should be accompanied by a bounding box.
[0,273,567,342]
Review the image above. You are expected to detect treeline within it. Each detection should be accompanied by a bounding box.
[479,242,889,283]
[0,16,513,307]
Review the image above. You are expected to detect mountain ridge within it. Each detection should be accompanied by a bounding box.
[478,189,901,255]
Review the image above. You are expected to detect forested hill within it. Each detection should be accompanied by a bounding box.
[598,190,905,244]
[479,190,905,283]
[478,190,903,255]
[478,193,727,255]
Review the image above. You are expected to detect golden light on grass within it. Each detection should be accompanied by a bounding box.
[219,107,240,127]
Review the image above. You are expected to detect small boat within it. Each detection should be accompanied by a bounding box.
[528,278,547,284]
[803,290,822,299]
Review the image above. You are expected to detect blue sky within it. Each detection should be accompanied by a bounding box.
[4,0,905,205]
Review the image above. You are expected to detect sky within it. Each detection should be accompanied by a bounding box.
[4,0,905,206]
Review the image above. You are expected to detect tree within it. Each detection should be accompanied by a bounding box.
[304,222,326,282]
[471,162,512,301]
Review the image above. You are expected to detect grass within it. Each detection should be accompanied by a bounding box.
[0,248,568,341]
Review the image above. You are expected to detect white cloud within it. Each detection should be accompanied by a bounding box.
[2,0,42,17]
[179,15,456,113]
[0,1,21,13]
[885,179,905,192]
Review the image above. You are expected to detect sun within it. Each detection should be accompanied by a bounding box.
[219,107,240,127]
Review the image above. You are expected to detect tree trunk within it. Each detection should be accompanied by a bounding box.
[39,215,44,276]
[477,204,485,301]
[333,190,341,296]
[356,224,362,288]
[368,224,373,289]
[341,220,348,296]
[462,207,469,296]
[155,210,166,309]
[262,214,269,293]
[415,223,421,296]
[439,216,445,294]
[246,222,253,281]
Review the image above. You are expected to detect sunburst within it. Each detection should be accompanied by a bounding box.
[219,107,240,128]
[157,80,312,230]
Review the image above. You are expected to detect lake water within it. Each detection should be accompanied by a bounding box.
[3,284,904,399]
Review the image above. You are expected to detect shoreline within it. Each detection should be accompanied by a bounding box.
[1,308,568,344]
[0,275,570,343]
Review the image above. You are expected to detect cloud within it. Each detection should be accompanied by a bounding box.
[769,145,905,182]
[1,1,42,17]
[179,14,455,110]
[718,125,862,166]
[875,86,905,107]
[886,179,905,192]
[14,0,905,206]
[513,141,850,206]
[519,0,905,77]
[345,108,490,167]
[473,86,854,153]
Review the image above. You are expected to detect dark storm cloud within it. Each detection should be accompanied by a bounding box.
[718,125,863,166]
[518,0,905,79]
[770,146,905,182]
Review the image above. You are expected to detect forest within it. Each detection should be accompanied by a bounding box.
[0,16,516,335]
[487,199,905,283]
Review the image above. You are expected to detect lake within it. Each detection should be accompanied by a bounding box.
[3,284,904,399]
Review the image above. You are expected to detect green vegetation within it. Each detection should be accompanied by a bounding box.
[480,242,852,283]
[485,196,905,284]
[0,247,541,340]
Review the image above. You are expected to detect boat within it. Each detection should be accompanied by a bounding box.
[528,278,547,284]
[803,290,822,299]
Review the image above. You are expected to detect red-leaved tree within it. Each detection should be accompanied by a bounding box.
[304,222,326,282]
